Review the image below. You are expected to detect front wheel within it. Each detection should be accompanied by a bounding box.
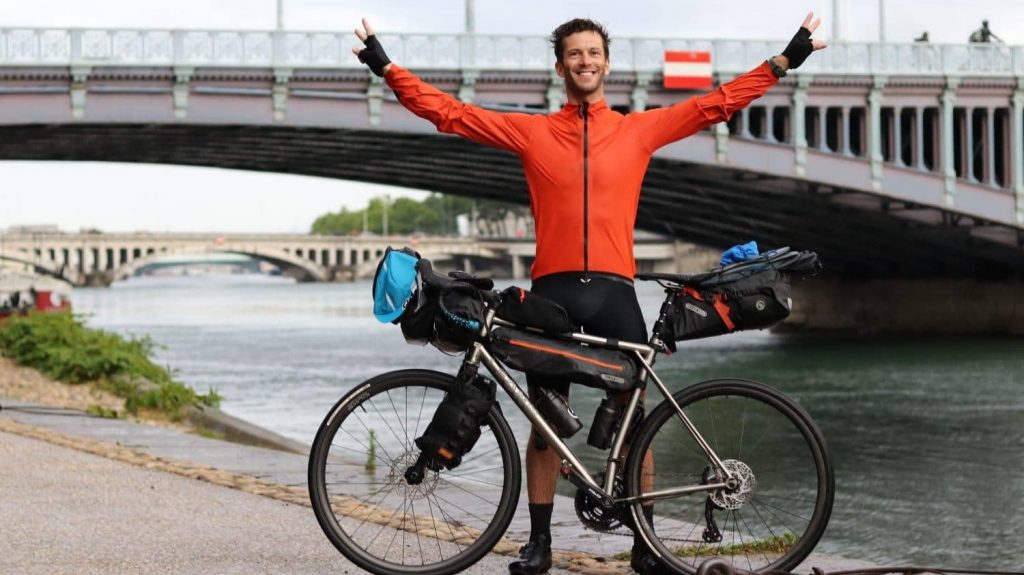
[623,378,834,574]
[308,369,522,575]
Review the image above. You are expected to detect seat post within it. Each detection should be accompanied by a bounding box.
[648,288,676,350]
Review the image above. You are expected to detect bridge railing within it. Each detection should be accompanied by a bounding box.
[1,27,1022,76]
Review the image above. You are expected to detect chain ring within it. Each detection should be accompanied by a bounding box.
[574,473,625,532]
[708,459,756,510]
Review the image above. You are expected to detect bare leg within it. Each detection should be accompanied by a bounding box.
[525,428,562,503]
[525,383,563,503]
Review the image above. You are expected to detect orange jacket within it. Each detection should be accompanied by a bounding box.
[385,62,778,280]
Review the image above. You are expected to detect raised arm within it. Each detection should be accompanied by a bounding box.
[353,18,535,154]
[636,12,827,152]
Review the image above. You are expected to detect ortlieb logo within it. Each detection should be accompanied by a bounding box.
[684,302,708,318]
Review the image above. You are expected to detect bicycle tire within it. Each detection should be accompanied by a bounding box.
[308,369,522,575]
[623,378,834,574]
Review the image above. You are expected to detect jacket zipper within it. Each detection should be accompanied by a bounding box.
[579,102,590,284]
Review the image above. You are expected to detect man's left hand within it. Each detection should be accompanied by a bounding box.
[776,12,828,71]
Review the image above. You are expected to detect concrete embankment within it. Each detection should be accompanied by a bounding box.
[788,278,1024,335]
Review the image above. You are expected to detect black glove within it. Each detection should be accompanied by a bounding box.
[357,34,391,77]
[781,26,814,69]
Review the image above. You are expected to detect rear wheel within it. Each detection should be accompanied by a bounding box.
[623,378,834,574]
[308,369,521,575]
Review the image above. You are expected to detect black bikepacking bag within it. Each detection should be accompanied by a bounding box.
[490,327,638,392]
[432,283,486,353]
[666,269,791,345]
[397,263,487,352]
[415,367,496,471]
[494,286,577,334]
[662,249,820,349]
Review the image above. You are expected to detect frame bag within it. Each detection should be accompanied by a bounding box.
[490,327,638,392]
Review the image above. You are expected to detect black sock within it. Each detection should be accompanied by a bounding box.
[528,503,553,540]
[632,505,655,550]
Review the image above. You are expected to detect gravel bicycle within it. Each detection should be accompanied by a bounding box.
[309,253,834,575]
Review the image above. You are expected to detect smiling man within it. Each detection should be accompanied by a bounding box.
[354,15,825,575]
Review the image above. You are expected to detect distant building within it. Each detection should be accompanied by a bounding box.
[3,224,61,235]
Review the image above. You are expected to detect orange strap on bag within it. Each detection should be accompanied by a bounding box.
[681,287,735,331]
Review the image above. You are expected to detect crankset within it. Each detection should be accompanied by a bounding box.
[574,472,625,533]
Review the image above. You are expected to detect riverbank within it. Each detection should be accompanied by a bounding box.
[1,359,876,574]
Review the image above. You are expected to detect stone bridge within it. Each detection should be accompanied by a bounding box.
[0,231,695,287]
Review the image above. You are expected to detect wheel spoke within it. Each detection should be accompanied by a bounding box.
[627,380,832,574]
[309,372,521,573]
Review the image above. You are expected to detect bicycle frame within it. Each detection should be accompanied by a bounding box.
[465,309,735,507]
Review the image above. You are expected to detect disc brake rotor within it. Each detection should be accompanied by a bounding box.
[392,450,438,499]
[709,459,756,510]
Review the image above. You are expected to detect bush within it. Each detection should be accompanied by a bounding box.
[0,310,220,419]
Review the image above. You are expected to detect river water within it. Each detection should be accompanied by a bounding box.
[73,274,1023,569]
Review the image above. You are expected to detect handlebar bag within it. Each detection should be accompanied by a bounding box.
[490,327,638,392]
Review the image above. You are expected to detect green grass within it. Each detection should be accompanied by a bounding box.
[366,430,378,472]
[0,310,220,420]
[195,426,226,441]
[674,532,797,557]
[86,405,120,419]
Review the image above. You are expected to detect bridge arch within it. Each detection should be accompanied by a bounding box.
[0,254,73,285]
[2,122,1022,278]
[114,249,326,283]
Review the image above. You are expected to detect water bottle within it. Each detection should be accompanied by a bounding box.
[533,387,582,438]
[587,398,621,449]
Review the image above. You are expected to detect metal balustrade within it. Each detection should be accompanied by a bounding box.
[2,26,1023,75]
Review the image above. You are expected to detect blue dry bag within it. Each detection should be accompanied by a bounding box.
[372,247,421,323]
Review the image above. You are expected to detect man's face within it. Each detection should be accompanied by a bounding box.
[555,31,610,100]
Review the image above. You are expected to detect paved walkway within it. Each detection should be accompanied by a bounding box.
[0,398,875,574]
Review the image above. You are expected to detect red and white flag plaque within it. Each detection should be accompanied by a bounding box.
[663,51,713,90]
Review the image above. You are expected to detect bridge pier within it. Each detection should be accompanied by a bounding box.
[785,279,1024,335]
[80,270,114,288]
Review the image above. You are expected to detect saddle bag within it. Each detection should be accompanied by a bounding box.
[414,366,496,471]
[490,327,638,392]
[661,249,820,349]
[666,270,791,344]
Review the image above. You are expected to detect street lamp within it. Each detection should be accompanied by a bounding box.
[276,0,284,30]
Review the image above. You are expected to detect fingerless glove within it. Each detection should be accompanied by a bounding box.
[781,27,814,69]
[358,34,391,77]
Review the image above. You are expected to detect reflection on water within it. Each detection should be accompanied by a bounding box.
[73,274,1024,569]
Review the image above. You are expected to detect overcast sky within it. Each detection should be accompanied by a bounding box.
[1,0,1022,233]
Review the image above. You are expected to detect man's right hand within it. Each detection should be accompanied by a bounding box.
[353,18,392,77]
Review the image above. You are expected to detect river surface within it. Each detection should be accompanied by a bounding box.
[73,274,1023,569]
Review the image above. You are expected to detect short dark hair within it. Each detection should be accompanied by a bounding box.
[550,18,611,64]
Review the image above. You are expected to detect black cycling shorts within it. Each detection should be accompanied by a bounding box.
[526,272,647,397]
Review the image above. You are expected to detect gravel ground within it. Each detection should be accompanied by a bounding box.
[0,430,577,575]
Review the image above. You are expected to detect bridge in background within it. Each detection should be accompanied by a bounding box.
[1,28,1022,279]
[1,27,1023,331]
[0,231,699,286]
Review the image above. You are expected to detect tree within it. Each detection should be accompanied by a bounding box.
[310,194,528,237]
